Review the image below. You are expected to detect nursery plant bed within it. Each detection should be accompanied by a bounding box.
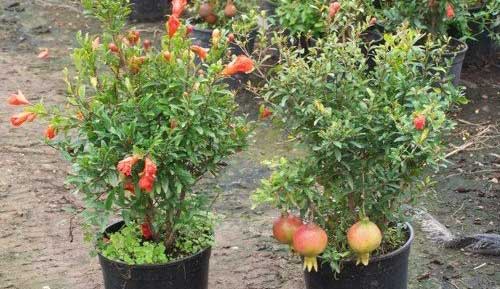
[99,221,211,289]
[304,223,414,289]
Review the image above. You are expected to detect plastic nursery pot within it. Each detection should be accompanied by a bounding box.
[463,4,497,67]
[361,26,384,71]
[261,0,278,16]
[304,223,414,289]
[443,38,468,86]
[129,0,171,22]
[98,221,211,289]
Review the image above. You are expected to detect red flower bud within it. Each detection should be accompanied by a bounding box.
[259,105,272,120]
[167,15,181,38]
[221,55,255,76]
[190,45,209,61]
[8,90,31,105]
[328,2,341,19]
[446,2,455,19]
[108,43,120,53]
[117,155,140,176]
[163,51,172,61]
[143,39,152,51]
[227,33,235,43]
[413,115,426,131]
[10,112,36,127]
[141,222,153,240]
[44,125,57,140]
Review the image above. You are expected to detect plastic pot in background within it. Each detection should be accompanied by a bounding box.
[304,223,414,289]
[190,25,259,90]
[261,0,278,16]
[444,38,468,86]
[464,4,498,67]
[129,0,170,22]
[98,221,211,289]
[361,26,384,71]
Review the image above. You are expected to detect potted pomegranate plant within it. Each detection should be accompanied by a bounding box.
[271,0,382,53]
[253,25,466,289]
[376,0,470,85]
[8,0,255,288]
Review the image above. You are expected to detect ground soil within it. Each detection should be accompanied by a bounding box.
[0,1,499,289]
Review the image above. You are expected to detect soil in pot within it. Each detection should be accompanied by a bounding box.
[129,0,171,22]
[443,38,468,86]
[98,221,211,289]
[304,223,414,289]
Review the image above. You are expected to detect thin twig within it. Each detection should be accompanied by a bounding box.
[445,126,493,158]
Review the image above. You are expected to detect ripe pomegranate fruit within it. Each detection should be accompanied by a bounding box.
[224,0,237,18]
[413,114,426,130]
[272,214,303,245]
[292,223,328,272]
[199,2,213,18]
[204,13,218,24]
[347,218,382,266]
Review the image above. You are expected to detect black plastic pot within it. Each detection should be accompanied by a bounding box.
[98,221,211,289]
[261,0,278,16]
[361,27,384,70]
[464,4,498,67]
[129,0,170,22]
[444,38,468,86]
[304,223,414,289]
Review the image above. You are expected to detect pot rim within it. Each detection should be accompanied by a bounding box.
[444,37,469,57]
[320,222,414,265]
[97,221,212,269]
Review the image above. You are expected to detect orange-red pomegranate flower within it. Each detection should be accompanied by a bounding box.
[191,45,209,61]
[172,0,187,17]
[8,90,31,105]
[10,112,36,127]
[117,155,140,176]
[221,55,255,76]
[44,125,57,139]
[445,2,455,19]
[139,158,157,192]
[167,15,181,38]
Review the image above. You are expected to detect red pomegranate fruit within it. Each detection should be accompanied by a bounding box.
[272,214,303,245]
[199,2,213,18]
[292,223,328,272]
[224,0,237,18]
[204,13,218,24]
[347,218,382,266]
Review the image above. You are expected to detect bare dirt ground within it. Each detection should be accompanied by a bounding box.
[0,1,499,289]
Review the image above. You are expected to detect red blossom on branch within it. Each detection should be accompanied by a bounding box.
[221,55,255,76]
[167,15,181,38]
[7,90,31,106]
[117,155,140,176]
[172,0,187,17]
[10,112,36,127]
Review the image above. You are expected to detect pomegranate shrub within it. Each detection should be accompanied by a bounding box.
[7,0,256,264]
[253,25,466,272]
